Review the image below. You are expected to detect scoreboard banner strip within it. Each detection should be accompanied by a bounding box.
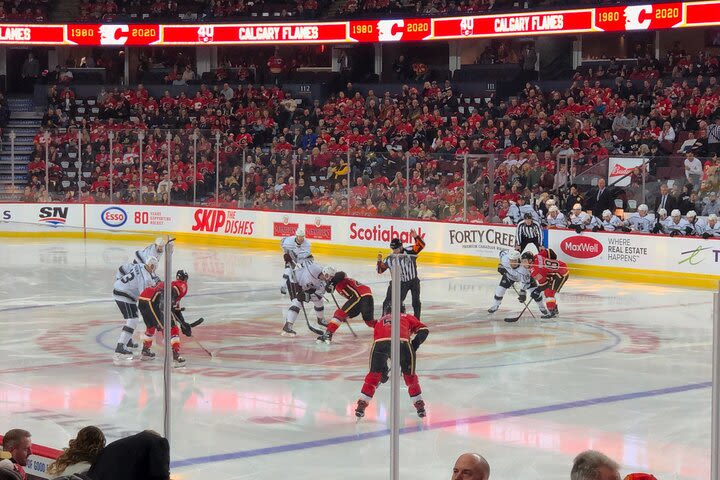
[0,2,717,45]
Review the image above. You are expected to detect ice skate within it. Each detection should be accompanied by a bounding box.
[281,322,296,337]
[355,400,368,418]
[173,351,186,367]
[113,344,134,364]
[316,331,332,344]
[487,305,499,314]
[141,347,156,361]
[414,399,426,418]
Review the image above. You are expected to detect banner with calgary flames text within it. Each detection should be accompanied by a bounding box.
[1,2,720,45]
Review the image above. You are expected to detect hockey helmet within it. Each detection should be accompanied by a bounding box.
[145,256,159,270]
[658,208,667,217]
[321,266,337,279]
[602,209,612,219]
[523,212,534,220]
[295,228,305,238]
[507,250,521,261]
[687,210,697,218]
[389,238,403,250]
[155,237,164,247]
[671,209,681,218]
[176,269,189,281]
[638,204,649,212]
[521,251,534,261]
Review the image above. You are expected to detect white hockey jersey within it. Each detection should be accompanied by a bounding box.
[498,250,533,289]
[627,214,654,232]
[545,212,567,228]
[663,217,690,235]
[113,264,157,303]
[601,215,623,231]
[133,243,163,265]
[568,212,591,229]
[292,262,326,293]
[116,262,135,280]
[281,236,312,264]
[696,219,720,237]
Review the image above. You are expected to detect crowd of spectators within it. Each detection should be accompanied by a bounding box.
[0,428,662,479]
[0,0,48,22]
[15,45,720,239]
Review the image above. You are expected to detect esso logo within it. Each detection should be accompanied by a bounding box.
[561,235,603,259]
[101,206,127,227]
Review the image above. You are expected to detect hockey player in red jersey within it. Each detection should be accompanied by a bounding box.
[355,305,429,419]
[138,269,193,367]
[523,248,569,319]
[316,267,374,344]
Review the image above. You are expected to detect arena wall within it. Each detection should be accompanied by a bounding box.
[1,203,718,288]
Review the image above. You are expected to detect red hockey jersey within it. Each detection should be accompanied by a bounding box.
[367,313,427,342]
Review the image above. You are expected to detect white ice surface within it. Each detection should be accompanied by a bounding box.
[0,239,713,479]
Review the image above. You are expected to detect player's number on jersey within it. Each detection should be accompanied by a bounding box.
[120,272,136,284]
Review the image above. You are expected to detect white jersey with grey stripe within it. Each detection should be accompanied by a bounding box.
[116,262,135,280]
[498,250,533,288]
[382,249,419,282]
[515,221,543,246]
[113,264,157,303]
[293,262,326,293]
[281,236,312,263]
[133,244,163,265]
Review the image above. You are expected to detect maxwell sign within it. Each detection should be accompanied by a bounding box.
[561,235,603,259]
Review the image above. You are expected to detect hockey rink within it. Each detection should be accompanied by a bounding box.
[0,238,713,480]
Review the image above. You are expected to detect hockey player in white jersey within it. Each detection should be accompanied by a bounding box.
[112,257,159,363]
[544,206,567,228]
[664,209,691,236]
[627,204,653,232]
[697,214,720,238]
[133,238,165,265]
[487,250,549,316]
[568,203,591,232]
[600,209,625,231]
[686,210,700,236]
[280,228,313,295]
[281,261,327,336]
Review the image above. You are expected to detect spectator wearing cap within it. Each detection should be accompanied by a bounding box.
[627,204,654,232]
[697,213,720,238]
[451,452,490,480]
[570,450,620,480]
[587,178,615,218]
[702,191,720,216]
[2,429,31,480]
[545,205,567,228]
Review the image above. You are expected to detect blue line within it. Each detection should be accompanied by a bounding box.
[169,381,712,469]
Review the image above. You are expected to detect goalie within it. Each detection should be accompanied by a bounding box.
[525,248,569,319]
[138,269,202,367]
[280,228,313,295]
[487,249,549,319]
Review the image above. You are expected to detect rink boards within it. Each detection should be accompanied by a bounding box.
[1,202,719,288]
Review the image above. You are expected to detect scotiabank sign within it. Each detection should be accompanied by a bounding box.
[560,235,603,259]
[349,221,424,245]
[0,2,715,45]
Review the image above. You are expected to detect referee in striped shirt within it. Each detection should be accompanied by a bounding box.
[516,212,544,252]
[377,229,425,319]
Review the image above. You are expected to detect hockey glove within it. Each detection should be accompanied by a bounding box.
[497,266,508,276]
[574,225,583,234]
[620,226,631,232]
[670,230,681,237]
[704,232,712,239]
[685,226,694,235]
[179,319,193,337]
[592,226,601,232]
[518,290,527,303]
[325,282,334,293]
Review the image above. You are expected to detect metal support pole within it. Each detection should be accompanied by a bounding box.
[162,235,173,446]
[641,160,647,206]
[166,132,172,205]
[347,151,351,215]
[292,154,297,212]
[241,149,246,208]
[389,258,401,480]
[9,130,15,189]
[405,154,410,218]
[138,131,144,204]
[77,131,82,199]
[215,132,221,207]
[108,131,114,202]
[43,132,50,195]
[488,155,496,219]
[463,154,468,222]
[712,286,720,480]
[192,132,198,205]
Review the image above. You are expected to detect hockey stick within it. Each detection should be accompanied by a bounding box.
[504,301,532,323]
[510,284,536,319]
[330,292,358,338]
[190,336,213,357]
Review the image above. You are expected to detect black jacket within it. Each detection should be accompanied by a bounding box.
[88,431,169,480]
[587,186,615,218]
